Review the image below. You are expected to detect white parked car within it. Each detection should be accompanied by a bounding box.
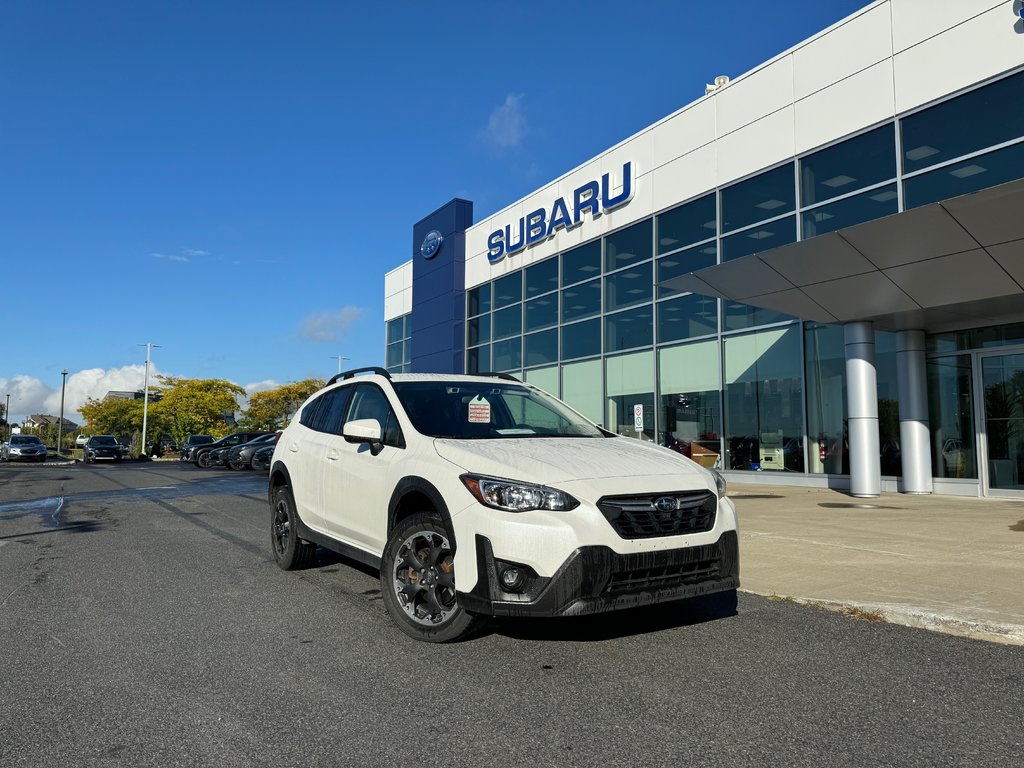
[75,434,88,448]
[269,368,739,642]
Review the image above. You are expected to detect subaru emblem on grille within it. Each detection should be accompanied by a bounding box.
[653,496,677,513]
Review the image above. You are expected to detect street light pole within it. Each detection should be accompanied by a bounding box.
[58,370,68,455]
[4,393,10,442]
[138,342,161,456]
[330,355,350,375]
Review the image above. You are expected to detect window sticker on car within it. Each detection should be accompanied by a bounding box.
[468,396,491,423]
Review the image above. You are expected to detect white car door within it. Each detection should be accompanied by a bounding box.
[321,383,404,553]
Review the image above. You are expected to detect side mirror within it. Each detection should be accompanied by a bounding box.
[343,418,384,455]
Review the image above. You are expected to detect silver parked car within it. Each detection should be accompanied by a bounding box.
[2,434,47,462]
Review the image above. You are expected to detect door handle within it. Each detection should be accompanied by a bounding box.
[326,450,340,462]
[288,442,299,452]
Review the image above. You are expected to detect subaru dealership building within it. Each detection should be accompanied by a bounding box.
[384,0,1024,498]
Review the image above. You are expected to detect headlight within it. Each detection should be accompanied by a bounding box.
[460,474,579,512]
[710,469,727,499]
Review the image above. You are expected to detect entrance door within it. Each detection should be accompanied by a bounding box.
[978,350,1024,494]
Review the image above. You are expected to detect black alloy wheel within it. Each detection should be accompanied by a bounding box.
[270,485,316,570]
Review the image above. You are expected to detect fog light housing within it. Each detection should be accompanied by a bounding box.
[499,566,525,592]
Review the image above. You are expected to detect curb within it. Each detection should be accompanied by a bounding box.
[748,590,1024,646]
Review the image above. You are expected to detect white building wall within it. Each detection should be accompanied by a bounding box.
[462,0,1017,290]
[384,261,412,322]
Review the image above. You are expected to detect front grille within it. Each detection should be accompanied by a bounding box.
[597,490,716,539]
[605,558,722,595]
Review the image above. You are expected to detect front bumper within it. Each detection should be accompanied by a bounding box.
[457,530,738,618]
[6,451,46,462]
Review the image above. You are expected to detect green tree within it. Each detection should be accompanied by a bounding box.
[240,379,325,431]
[152,376,246,445]
[80,397,145,440]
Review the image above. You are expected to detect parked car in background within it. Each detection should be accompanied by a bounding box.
[180,435,214,461]
[194,431,272,468]
[226,433,278,470]
[84,435,124,463]
[2,434,47,462]
[250,444,275,472]
[75,434,88,448]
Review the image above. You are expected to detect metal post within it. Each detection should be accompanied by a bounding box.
[896,330,932,494]
[845,322,881,497]
[58,370,68,456]
[4,393,9,441]
[331,355,350,374]
[138,342,161,456]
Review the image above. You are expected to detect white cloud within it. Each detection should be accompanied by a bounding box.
[483,93,527,149]
[1,365,158,424]
[151,252,189,263]
[300,306,364,343]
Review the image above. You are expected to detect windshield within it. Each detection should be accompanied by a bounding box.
[392,381,606,440]
[91,436,118,446]
[11,435,41,445]
[190,435,214,444]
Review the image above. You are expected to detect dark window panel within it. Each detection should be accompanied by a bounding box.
[902,70,1024,174]
[657,243,717,298]
[605,262,653,312]
[466,345,490,374]
[721,216,796,261]
[493,272,522,309]
[561,318,601,360]
[605,306,654,353]
[524,295,558,332]
[605,219,652,271]
[525,257,559,298]
[492,305,522,340]
[904,143,1024,209]
[657,295,718,343]
[561,241,601,287]
[800,125,896,206]
[657,193,717,254]
[561,278,602,323]
[492,338,522,371]
[525,329,558,367]
[467,284,491,317]
[722,302,794,332]
[721,163,795,233]
[801,184,898,238]
[467,315,491,346]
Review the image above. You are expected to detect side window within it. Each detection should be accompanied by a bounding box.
[345,384,404,448]
[301,387,353,434]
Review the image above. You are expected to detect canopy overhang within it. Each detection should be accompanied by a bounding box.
[663,178,1024,333]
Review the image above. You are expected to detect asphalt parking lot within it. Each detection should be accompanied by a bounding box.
[1,461,1021,767]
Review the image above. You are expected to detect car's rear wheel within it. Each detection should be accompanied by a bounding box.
[380,513,485,643]
[270,485,317,570]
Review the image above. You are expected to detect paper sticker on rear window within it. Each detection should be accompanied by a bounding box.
[468,396,491,423]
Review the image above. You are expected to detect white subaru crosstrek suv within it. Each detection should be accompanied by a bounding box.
[268,368,739,642]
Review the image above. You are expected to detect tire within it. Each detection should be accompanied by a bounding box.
[196,451,212,469]
[228,456,246,471]
[270,485,317,570]
[380,513,485,643]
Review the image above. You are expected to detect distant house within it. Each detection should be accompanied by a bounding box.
[24,414,79,430]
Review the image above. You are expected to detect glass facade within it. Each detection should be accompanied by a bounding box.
[440,68,1024,483]
[385,314,412,373]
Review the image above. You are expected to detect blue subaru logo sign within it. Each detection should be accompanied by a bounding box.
[653,496,677,513]
[420,230,443,260]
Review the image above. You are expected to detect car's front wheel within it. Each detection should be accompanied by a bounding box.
[380,513,485,643]
[196,451,212,469]
[270,485,317,570]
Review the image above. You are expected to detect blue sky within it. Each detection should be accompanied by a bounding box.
[0,0,869,422]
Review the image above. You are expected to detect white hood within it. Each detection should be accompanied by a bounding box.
[432,435,710,487]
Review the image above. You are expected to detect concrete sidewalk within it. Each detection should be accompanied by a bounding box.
[731,483,1024,645]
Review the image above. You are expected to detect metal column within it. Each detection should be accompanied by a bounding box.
[896,330,933,494]
[845,322,881,497]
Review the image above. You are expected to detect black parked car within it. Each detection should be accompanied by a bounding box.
[193,431,272,468]
[84,435,124,463]
[250,444,275,472]
[180,435,214,461]
[226,434,278,470]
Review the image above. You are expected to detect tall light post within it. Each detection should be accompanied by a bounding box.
[330,355,350,375]
[4,393,10,441]
[138,343,161,456]
[58,370,69,455]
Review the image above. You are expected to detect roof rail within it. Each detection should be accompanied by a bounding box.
[327,367,392,385]
[475,371,521,382]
